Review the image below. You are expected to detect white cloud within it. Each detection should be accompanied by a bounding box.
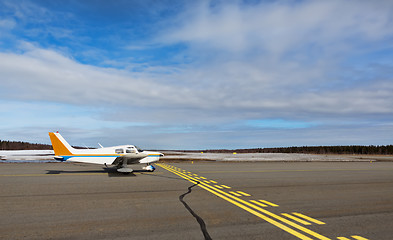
[0,43,181,106]
[162,1,393,57]
[0,41,392,125]
[0,18,16,29]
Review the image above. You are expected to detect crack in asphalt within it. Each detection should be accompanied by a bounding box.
[179,182,212,240]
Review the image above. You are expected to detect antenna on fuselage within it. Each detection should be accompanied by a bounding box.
[98,143,104,148]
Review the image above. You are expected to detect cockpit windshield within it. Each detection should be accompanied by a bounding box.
[135,146,144,152]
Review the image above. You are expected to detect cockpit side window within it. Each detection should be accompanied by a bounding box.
[126,147,136,153]
[115,148,124,154]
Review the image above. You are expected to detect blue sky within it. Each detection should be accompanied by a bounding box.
[0,0,392,149]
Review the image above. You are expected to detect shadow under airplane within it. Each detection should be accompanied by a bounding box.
[46,167,153,177]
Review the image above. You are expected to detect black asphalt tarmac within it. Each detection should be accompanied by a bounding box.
[0,161,392,240]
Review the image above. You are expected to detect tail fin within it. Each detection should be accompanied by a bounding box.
[48,132,75,156]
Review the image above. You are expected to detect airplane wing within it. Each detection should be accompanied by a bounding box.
[111,155,144,166]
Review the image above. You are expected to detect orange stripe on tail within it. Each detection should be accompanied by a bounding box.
[48,132,73,156]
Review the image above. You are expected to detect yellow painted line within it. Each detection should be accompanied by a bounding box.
[193,166,330,239]
[214,185,224,189]
[250,200,268,207]
[204,180,211,183]
[260,200,279,207]
[337,237,351,240]
[158,164,332,240]
[352,236,368,240]
[292,212,325,225]
[200,176,207,179]
[194,177,200,179]
[221,185,231,189]
[157,164,314,240]
[237,191,251,197]
[200,168,386,174]
[210,180,217,183]
[193,174,198,176]
[282,213,312,225]
[229,191,242,197]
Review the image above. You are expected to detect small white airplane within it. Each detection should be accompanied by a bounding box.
[49,132,163,173]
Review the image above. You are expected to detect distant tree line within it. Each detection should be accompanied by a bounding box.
[2,139,393,155]
[0,140,53,150]
[204,145,393,155]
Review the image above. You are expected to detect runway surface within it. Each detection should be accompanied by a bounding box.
[0,161,392,240]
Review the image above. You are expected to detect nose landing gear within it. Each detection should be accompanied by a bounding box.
[143,164,155,172]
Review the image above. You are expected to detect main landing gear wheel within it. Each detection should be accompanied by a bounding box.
[117,168,133,174]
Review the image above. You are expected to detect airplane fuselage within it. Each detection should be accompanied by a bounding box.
[55,145,161,165]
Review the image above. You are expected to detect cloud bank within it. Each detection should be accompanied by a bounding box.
[0,0,392,148]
